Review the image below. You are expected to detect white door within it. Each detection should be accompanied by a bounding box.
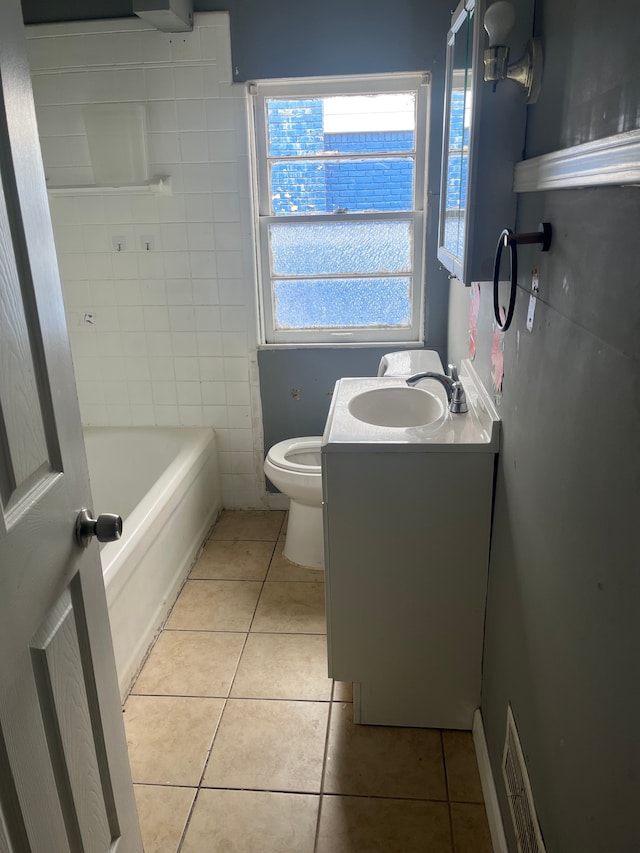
[0,1,142,849]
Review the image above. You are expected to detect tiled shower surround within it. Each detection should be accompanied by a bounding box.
[26,13,265,508]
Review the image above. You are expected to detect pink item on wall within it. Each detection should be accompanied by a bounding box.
[469,282,480,359]
[492,305,506,393]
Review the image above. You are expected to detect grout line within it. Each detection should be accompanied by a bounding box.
[123,524,216,701]
[140,514,479,846]
[158,626,327,635]
[442,731,457,852]
[448,802,457,853]
[313,684,336,852]
[186,784,454,804]
[135,778,452,804]
[176,518,284,850]
[441,730,451,800]
[245,542,276,634]
[158,624,254,634]
[176,786,200,853]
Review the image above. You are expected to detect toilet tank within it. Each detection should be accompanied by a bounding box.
[377,350,443,377]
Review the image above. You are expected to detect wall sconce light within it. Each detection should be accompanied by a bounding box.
[483,1,542,103]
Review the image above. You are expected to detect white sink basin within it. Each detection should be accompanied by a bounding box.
[347,386,444,428]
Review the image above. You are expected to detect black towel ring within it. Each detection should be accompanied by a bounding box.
[493,222,552,331]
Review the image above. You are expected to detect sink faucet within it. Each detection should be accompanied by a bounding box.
[406,365,468,414]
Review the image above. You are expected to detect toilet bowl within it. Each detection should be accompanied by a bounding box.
[264,350,444,571]
[264,437,324,569]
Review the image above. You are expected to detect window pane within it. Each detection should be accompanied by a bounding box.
[267,94,416,158]
[270,221,412,276]
[267,99,324,157]
[270,158,414,215]
[273,277,411,329]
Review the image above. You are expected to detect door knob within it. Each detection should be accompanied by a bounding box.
[75,508,123,548]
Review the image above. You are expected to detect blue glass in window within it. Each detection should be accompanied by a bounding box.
[267,94,416,158]
[267,99,325,157]
[270,158,414,215]
[270,221,412,276]
[273,278,411,329]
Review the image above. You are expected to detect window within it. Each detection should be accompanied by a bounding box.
[250,74,430,345]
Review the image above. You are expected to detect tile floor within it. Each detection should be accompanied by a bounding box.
[124,510,493,853]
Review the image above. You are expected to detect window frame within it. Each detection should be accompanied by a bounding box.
[249,73,430,346]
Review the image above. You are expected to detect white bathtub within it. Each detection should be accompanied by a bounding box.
[83,427,221,698]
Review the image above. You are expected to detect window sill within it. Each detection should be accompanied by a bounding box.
[257,340,424,351]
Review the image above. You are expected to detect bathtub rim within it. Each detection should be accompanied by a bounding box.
[86,426,217,602]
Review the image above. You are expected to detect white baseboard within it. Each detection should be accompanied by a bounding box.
[473,708,509,853]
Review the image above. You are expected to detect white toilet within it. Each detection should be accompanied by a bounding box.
[263,350,444,569]
[264,436,324,569]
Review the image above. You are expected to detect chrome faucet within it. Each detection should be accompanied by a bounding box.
[406,364,468,414]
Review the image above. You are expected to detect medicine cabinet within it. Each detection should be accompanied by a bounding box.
[438,0,531,284]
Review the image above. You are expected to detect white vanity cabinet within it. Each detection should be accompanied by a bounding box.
[321,362,500,729]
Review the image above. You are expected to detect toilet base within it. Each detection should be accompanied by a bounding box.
[283,501,324,569]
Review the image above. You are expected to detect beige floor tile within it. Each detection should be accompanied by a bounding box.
[450,802,493,853]
[123,695,224,786]
[324,702,447,800]
[317,796,452,853]
[132,631,246,697]
[251,581,326,634]
[266,538,326,581]
[190,539,275,580]
[202,698,329,793]
[180,789,318,853]
[443,730,484,802]
[230,632,332,701]
[165,579,261,631]
[133,784,195,853]
[211,509,284,541]
[333,681,353,702]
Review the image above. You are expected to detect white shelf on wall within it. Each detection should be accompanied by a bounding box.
[46,175,172,197]
[514,129,640,192]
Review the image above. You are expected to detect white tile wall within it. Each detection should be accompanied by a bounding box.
[27,13,267,509]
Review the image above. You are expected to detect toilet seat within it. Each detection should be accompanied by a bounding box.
[267,437,321,474]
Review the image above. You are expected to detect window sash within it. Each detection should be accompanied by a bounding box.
[251,74,429,345]
[258,211,424,344]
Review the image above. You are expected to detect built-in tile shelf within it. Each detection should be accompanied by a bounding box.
[47,175,172,197]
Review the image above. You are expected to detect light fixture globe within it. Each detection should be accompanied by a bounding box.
[482,1,543,103]
[484,0,516,47]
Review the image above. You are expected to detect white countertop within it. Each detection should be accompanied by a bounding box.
[322,359,501,453]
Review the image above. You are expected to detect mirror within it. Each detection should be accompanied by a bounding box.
[438,1,474,281]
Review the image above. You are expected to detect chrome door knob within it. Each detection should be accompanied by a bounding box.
[75,508,123,548]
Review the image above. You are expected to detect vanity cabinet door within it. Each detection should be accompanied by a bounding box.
[323,448,494,729]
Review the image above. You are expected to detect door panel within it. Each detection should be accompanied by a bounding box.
[0,175,50,492]
[30,587,113,851]
[0,81,61,521]
[0,0,142,849]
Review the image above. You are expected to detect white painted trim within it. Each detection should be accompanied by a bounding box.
[250,74,429,346]
[513,129,640,192]
[473,708,509,853]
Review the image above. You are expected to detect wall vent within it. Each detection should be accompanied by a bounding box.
[502,706,547,853]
